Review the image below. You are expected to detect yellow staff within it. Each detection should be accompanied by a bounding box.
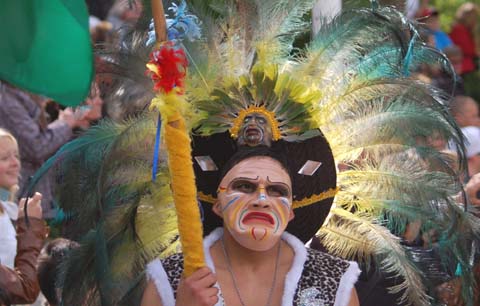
[148,0,205,277]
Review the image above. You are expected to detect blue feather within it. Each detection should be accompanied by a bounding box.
[146,1,201,46]
[403,33,418,77]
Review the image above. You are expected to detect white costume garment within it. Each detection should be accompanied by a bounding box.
[147,228,361,306]
[0,200,18,268]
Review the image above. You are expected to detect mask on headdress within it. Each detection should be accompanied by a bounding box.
[237,113,273,147]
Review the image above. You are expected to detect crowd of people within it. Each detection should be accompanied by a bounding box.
[412,2,480,102]
[1,1,480,306]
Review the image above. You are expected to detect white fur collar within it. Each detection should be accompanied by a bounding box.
[147,228,309,306]
[203,228,308,306]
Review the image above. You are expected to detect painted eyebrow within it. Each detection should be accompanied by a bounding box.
[229,176,259,184]
[266,176,292,194]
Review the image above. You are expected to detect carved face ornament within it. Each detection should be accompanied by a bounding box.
[237,113,273,147]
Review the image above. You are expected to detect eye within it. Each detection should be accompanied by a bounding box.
[244,116,252,123]
[266,185,289,197]
[257,117,266,124]
[231,181,256,193]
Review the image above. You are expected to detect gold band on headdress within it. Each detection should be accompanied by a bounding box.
[198,192,217,203]
[230,106,282,140]
[291,187,339,209]
[198,187,338,209]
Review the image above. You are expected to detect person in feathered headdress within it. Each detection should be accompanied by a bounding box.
[142,144,360,306]
[137,0,478,305]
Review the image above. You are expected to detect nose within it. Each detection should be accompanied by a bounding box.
[251,187,270,209]
[252,116,263,125]
[10,156,20,168]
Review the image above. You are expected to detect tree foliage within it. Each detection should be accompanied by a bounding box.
[431,0,480,32]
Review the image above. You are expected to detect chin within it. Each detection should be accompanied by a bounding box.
[8,181,19,190]
[232,231,281,252]
[1,180,18,191]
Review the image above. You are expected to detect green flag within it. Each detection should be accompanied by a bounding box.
[0,0,93,106]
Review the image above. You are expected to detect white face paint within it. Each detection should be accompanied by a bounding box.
[214,156,293,251]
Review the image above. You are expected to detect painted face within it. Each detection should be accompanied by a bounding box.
[237,113,273,147]
[0,137,20,190]
[214,157,293,251]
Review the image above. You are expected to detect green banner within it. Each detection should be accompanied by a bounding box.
[0,0,93,106]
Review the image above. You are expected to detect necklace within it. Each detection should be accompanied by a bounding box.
[220,237,281,306]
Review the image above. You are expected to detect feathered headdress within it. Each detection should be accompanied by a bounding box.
[25,1,480,306]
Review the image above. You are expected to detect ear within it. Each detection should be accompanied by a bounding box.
[288,208,295,222]
[212,201,223,218]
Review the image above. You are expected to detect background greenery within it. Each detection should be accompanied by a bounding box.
[344,0,480,32]
[431,0,480,31]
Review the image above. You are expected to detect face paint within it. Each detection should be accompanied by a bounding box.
[258,186,267,201]
[222,195,240,212]
[215,157,293,251]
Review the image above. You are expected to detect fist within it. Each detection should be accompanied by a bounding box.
[175,267,219,306]
[18,192,43,220]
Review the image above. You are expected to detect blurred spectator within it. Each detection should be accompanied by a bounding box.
[85,0,116,21]
[0,82,102,219]
[37,238,80,306]
[431,45,466,96]
[406,0,420,20]
[45,82,104,128]
[107,0,143,32]
[465,172,480,207]
[419,7,453,51]
[0,130,48,306]
[0,193,47,305]
[82,82,104,124]
[0,129,20,269]
[460,126,480,178]
[89,16,113,45]
[445,45,465,75]
[409,0,430,20]
[450,2,479,75]
[419,26,436,48]
[426,130,448,151]
[450,2,480,102]
[450,95,480,127]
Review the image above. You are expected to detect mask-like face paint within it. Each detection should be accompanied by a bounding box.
[237,113,273,147]
[214,156,293,251]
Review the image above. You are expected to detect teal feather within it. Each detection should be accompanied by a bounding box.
[19,113,178,306]
[402,33,417,76]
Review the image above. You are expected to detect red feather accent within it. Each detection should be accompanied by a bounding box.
[146,41,188,94]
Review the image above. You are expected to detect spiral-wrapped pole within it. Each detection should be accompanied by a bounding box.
[150,0,205,276]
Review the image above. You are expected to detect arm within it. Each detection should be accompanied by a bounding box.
[141,281,164,306]
[348,288,360,306]
[0,85,73,162]
[0,193,47,304]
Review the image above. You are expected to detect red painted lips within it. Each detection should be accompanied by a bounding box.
[242,212,274,225]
